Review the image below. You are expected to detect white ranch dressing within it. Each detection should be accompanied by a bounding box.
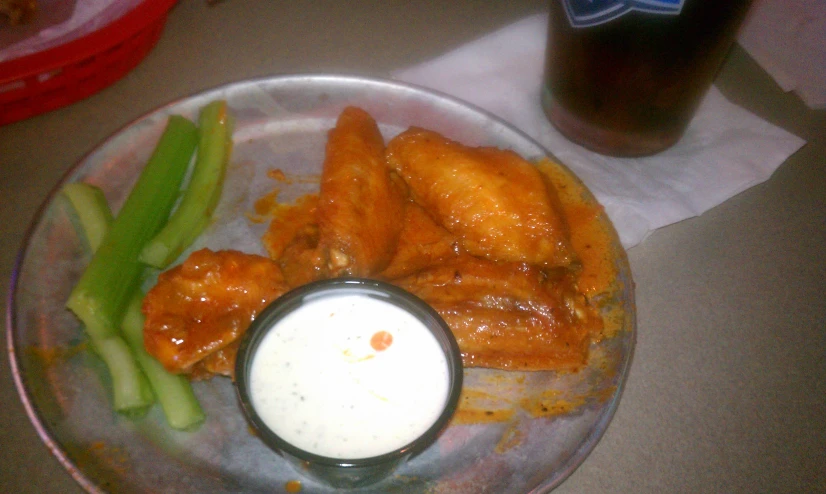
[249,292,450,459]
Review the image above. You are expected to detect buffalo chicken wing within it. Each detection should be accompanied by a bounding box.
[318,106,406,276]
[386,127,575,268]
[391,255,599,370]
[143,249,288,376]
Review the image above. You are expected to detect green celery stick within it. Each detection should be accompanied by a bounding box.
[63,173,206,427]
[121,292,205,430]
[140,100,234,268]
[66,115,198,343]
[62,183,113,252]
[63,181,154,412]
[65,115,196,414]
[92,336,155,416]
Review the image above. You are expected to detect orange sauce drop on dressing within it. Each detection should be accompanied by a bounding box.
[370,330,393,351]
[284,479,302,492]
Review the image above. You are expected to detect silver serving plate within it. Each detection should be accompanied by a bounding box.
[6,74,635,493]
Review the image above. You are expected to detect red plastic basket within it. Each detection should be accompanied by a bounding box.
[0,0,178,126]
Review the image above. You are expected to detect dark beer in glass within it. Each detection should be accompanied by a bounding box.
[542,0,753,156]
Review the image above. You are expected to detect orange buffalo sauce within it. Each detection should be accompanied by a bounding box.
[370,330,394,352]
[284,479,302,492]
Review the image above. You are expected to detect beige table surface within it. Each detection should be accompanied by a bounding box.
[2,1,824,492]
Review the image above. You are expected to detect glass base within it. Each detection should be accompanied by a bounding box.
[541,87,683,157]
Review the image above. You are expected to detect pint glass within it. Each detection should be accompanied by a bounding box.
[542,0,754,156]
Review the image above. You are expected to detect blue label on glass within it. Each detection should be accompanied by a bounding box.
[563,0,685,28]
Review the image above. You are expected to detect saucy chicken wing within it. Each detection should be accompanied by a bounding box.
[378,201,458,280]
[143,249,288,376]
[386,127,575,268]
[317,106,405,276]
[392,255,600,370]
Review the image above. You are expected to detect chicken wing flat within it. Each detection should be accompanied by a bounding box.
[378,201,458,280]
[386,128,575,268]
[143,249,288,375]
[392,255,601,371]
[317,106,405,276]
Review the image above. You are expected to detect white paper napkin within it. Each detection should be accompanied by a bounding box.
[393,13,806,249]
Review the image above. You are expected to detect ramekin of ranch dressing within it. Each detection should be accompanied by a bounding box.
[234,278,463,488]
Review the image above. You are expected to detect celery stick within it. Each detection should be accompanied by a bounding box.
[140,100,234,269]
[66,115,198,343]
[64,160,205,427]
[122,293,205,430]
[63,181,155,413]
[92,336,154,416]
[65,115,196,415]
[62,183,113,252]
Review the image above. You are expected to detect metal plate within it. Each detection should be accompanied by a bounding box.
[6,74,635,493]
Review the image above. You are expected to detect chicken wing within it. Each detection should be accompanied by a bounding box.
[377,201,458,280]
[392,255,600,371]
[317,106,406,276]
[143,249,288,375]
[386,127,575,268]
